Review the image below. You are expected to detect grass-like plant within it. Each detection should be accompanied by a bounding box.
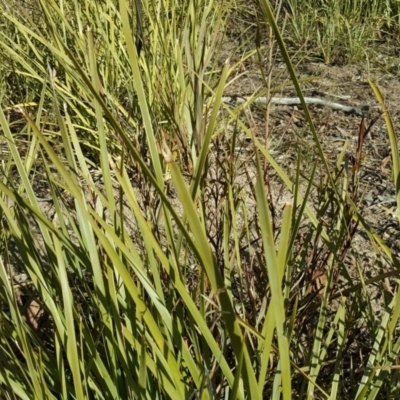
[284,0,400,63]
[0,0,400,399]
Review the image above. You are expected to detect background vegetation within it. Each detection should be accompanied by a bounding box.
[0,0,400,399]
[284,0,400,63]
